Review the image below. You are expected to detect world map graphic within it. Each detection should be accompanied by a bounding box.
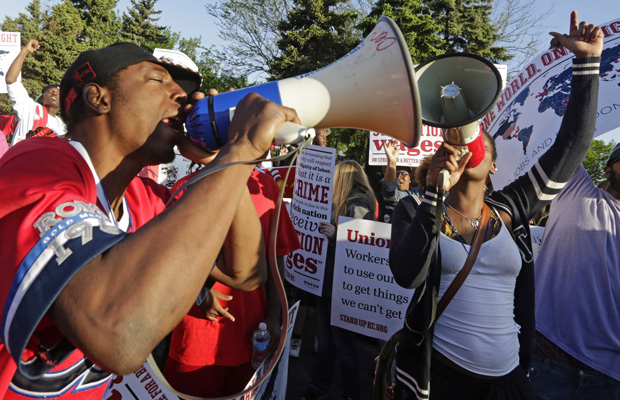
[493,42,620,155]
[0,50,10,76]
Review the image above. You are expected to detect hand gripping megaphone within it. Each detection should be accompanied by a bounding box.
[185,16,422,152]
[415,53,502,188]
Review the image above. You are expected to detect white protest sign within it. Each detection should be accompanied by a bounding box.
[368,127,444,167]
[0,32,21,93]
[330,217,414,341]
[105,301,300,400]
[485,16,620,189]
[104,363,177,400]
[284,145,336,296]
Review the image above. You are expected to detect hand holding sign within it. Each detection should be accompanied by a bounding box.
[319,222,336,239]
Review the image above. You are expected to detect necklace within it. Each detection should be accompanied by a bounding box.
[442,204,470,255]
[445,203,482,229]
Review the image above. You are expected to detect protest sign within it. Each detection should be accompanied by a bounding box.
[0,32,21,93]
[330,217,414,341]
[368,128,444,167]
[284,145,336,296]
[105,301,300,400]
[486,16,620,189]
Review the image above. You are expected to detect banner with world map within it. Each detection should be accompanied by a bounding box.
[483,16,620,189]
[0,32,20,93]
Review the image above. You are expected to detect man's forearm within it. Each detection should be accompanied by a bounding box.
[49,146,260,374]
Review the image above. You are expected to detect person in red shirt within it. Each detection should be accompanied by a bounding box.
[164,168,301,397]
[0,42,299,399]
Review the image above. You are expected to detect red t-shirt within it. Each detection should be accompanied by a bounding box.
[0,138,170,399]
[167,169,300,367]
[0,114,17,137]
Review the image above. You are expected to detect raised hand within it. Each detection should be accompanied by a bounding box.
[24,39,40,54]
[549,11,604,58]
[384,139,400,164]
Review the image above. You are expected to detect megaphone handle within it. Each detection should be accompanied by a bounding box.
[438,168,450,190]
[274,122,316,145]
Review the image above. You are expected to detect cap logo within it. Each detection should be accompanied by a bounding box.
[64,88,78,117]
[73,62,96,88]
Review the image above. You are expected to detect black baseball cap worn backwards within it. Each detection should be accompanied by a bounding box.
[60,42,202,120]
[608,143,620,167]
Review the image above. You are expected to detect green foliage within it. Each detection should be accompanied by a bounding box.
[358,0,440,64]
[120,0,172,51]
[429,0,510,62]
[71,0,121,47]
[359,0,510,64]
[269,0,359,79]
[583,139,617,186]
[209,0,294,80]
[0,0,66,113]
[0,0,245,115]
[172,35,248,92]
[327,128,369,167]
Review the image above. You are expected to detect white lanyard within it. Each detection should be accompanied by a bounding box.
[69,141,132,232]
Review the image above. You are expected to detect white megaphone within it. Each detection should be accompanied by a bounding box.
[186,16,422,152]
[415,53,502,188]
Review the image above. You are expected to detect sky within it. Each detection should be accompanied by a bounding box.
[1,0,619,143]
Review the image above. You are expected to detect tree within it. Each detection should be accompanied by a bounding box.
[0,0,242,115]
[358,0,440,64]
[209,0,374,82]
[428,0,510,62]
[269,0,359,79]
[171,35,248,93]
[492,0,553,75]
[0,0,87,113]
[268,0,368,164]
[38,1,88,85]
[209,0,294,80]
[583,139,617,186]
[71,0,122,47]
[121,0,172,51]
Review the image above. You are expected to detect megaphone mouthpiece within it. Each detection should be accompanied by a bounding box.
[415,52,501,173]
[440,83,471,126]
[415,53,502,129]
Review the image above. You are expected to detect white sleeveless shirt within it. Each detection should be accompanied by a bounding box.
[434,216,522,376]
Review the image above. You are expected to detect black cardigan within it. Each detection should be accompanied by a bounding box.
[388,57,600,399]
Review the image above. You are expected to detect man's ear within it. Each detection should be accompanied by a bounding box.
[605,166,611,179]
[82,82,111,115]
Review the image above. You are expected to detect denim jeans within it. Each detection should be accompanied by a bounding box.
[308,296,361,400]
[530,353,620,400]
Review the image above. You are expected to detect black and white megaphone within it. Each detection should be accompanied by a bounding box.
[415,53,502,187]
[186,16,422,152]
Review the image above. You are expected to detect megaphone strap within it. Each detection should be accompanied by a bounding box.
[151,137,312,400]
[208,96,224,148]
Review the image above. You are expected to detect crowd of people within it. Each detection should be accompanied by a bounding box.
[0,9,617,400]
